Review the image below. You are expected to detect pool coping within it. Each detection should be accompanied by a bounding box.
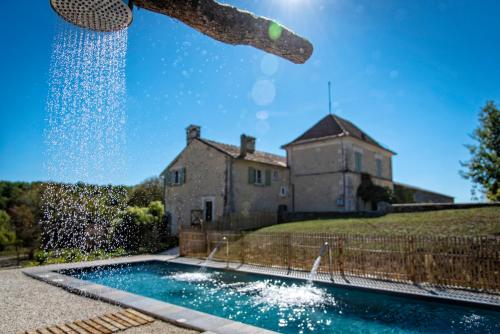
[23,255,276,334]
[22,254,500,334]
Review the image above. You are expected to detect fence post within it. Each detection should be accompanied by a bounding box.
[338,237,344,276]
[226,236,229,268]
[328,242,334,281]
[408,236,417,282]
[204,225,210,257]
[240,231,245,264]
[425,253,434,283]
[286,233,292,273]
[178,225,183,256]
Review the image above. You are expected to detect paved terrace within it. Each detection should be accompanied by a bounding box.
[0,266,197,334]
[19,254,500,334]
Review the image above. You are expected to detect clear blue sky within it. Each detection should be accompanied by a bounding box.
[1,0,499,202]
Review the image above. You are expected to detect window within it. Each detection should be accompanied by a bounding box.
[376,158,383,177]
[248,167,271,186]
[255,169,263,184]
[280,186,288,197]
[354,151,363,172]
[273,170,279,181]
[169,168,185,185]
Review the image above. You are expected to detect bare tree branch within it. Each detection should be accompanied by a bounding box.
[134,0,313,64]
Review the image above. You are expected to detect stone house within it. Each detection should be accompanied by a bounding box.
[282,114,395,212]
[161,114,400,234]
[161,125,290,235]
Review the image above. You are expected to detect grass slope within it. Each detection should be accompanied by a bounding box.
[258,207,500,236]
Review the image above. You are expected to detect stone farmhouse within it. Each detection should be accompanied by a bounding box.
[161,115,452,235]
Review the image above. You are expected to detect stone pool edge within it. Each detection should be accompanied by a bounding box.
[22,253,500,334]
[22,255,275,334]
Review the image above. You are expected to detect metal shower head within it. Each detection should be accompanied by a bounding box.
[50,0,133,32]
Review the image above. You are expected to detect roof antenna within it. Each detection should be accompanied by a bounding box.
[328,81,333,115]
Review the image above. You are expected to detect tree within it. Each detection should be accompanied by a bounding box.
[111,201,168,253]
[0,210,15,251]
[128,177,163,207]
[40,183,128,251]
[357,173,393,210]
[8,205,39,258]
[460,101,500,201]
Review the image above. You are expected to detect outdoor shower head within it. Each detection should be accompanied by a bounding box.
[50,0,133,32]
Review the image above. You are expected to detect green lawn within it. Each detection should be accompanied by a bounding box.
[258,207,500,236]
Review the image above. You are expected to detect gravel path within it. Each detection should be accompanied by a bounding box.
[0,268,198,334]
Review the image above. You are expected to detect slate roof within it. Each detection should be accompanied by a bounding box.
[282,114,395,154]
[198,138,287,167]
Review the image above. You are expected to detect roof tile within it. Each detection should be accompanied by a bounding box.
[198,138,287,167]
[282,114,395,153]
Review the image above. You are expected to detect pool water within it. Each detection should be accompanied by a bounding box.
[61,261,500,333]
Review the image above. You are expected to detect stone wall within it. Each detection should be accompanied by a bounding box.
[388,202,499,213]
[164,139,228,235]
[394,183,454,204]
[231,160,291,214]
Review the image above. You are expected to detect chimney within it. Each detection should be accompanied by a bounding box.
[186,125,201,145]
[240,134,256,157]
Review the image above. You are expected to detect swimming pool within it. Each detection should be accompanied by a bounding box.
[61,261,500,333]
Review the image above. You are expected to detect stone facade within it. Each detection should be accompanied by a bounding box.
[231,160,290,215]
[164,139,228,235]
[286,136,394,212]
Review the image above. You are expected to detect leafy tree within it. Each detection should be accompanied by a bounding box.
[357,173,393,210]
[111,201,169,252]
[8,205,39,258]
[460,101,500,201]
[0,210,15,251]
[128,177,163,207]
[0,209,11,230]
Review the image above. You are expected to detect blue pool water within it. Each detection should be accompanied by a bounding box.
[61,261,500,333]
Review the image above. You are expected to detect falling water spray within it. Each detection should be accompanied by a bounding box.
[42,20,128,252]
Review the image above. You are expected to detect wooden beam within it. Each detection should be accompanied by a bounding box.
[134,0,313,64]
[98,316,126,331]
[88,318,118,333]
[124,309,155,323]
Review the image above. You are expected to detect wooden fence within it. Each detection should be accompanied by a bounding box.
[179,230,500,293]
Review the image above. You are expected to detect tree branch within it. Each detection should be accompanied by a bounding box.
[134,0,313,64]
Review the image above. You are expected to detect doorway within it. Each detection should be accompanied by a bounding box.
[202,197,215,223]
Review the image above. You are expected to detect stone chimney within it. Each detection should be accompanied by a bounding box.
[186,125,201,145]
[240,134,256,157]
